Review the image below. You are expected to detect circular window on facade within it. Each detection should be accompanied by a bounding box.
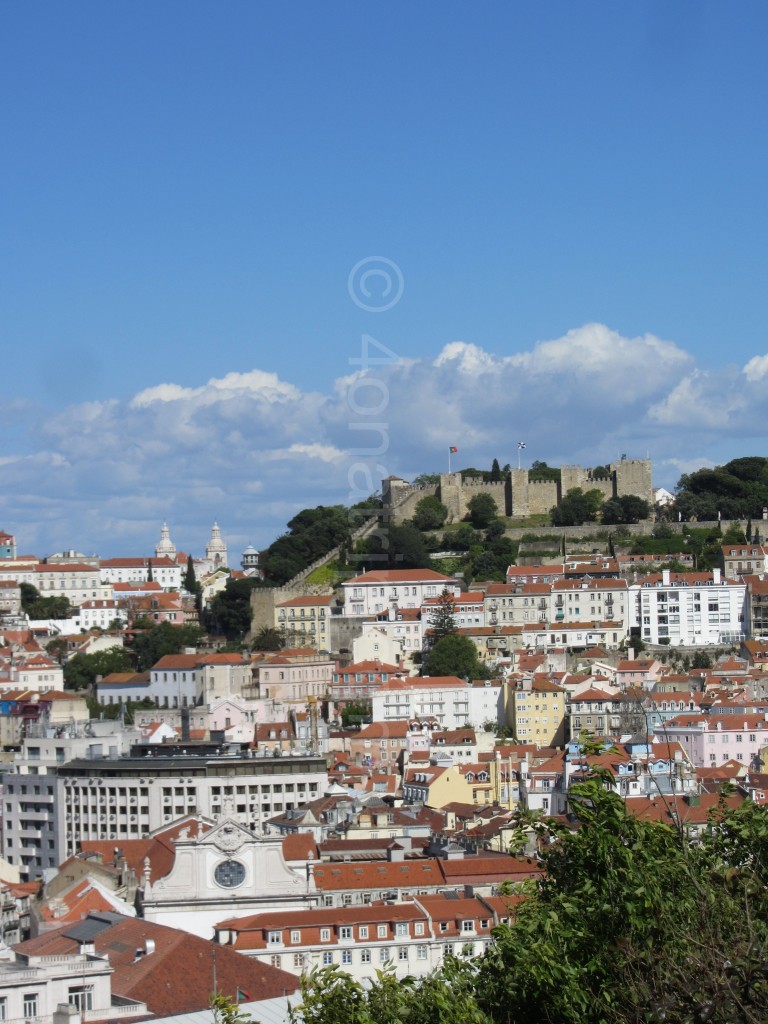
[214,859,246,888]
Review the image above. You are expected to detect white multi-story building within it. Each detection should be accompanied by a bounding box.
[99,556,182,590]
[1,725,140,879]
[342,570,458,617]
[630,569,748,646]
[372,676,500,730]
[77,598,127,631]
[0,947,147,1024]
[550,578,629,632]
[3,741,328,880]
[32,563,112,608]
[214,892,512,983]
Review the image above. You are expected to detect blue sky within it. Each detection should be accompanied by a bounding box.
[1,2,767,558]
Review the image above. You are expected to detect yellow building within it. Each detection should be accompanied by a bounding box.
[505,674,566,747]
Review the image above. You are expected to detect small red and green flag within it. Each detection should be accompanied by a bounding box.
[449,446,458,453]
[236,989,251,1003]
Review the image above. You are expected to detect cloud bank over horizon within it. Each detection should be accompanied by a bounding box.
[3,323,767,559]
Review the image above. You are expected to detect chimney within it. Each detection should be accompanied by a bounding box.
[712,568,721,585]
[662,569,671,586]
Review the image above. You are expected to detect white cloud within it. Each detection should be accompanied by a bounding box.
[4,324,768,556]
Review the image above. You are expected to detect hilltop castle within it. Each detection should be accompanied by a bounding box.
[382,457,653,523]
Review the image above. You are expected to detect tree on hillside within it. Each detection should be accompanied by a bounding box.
[551,487,603,526]
[20,582,72,621]
[252,626,284,651]
[64,646,133,691]
[601,495,651,525]
[422,633,486,679]
[412,495,448,531]
[426,588,458,647]
[358,523,432,570]
[204,577,260,641]
[260,505,352,585]
[129,621,203,672]
[183,554,197,593]
[466,493,498,529]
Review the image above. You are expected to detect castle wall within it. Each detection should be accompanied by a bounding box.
[382,459,654,525]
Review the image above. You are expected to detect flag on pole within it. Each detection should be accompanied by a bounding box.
[518,441,526,449]
[236,989,251,1003]
[449,446,458,453]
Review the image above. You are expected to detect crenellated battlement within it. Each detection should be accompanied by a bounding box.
[383,457,653,523]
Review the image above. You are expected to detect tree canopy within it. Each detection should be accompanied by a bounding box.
[601,494,651,524]
[412,495,449,531]
[129,621,203,672]
[674,456,768,521]
[551,487,603,526]
[20,582,72,621]
[466,493,498,529]
[291,779,768,1024]
[204,577,260,641]
[63,646,133,691]
[260,505,352,585]
[422,633,486,679]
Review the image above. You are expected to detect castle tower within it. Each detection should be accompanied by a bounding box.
[154,522,176,559]
[206,522,228,570]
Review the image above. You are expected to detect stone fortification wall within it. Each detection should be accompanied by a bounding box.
[384,458,653,524]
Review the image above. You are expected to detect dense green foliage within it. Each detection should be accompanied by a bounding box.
[20,582,72,620]
[129,621,203,672]
[528,459,561,483]
[260,505,353,585]
[674,456,768,521]
[601,494,651,524]
[63,646,133,690]
[204,577,260,640]
[252,626,284,651]
[466,493,499,529]
[340,700,372,726]
[412,495,449,531]
[551,487,604,526]
[357,523,432,570]
[422,632,487,679]
[291,780,768,1024]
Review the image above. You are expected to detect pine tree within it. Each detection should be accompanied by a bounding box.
[147,561,153,583]
[426,587,458,651]
[183,554,196,593]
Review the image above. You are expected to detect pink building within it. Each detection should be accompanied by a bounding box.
[654,713,768,767]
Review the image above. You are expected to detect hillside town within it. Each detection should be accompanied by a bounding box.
[0,483,766,1022]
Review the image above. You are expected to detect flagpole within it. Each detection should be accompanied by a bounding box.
[448,448,451,474]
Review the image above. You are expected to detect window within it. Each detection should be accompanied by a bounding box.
[339,926,353,940]
[267,931,281,945]
[68,987,93,1013]
[379,947,390,963]
[342,949,352,965]
[398,947,408,961]
[395,923,408,937]
[414,922,424,936]
[290,930,301,944]
[417,944,428,960]
[377,925,387,938]
[0,998,6,1021]
[293,953,304,968]
[439,921,449,932]
[23,994,38,1021]
[359,926,369,939]
[320,928,331,942]
[322,951,333,966]
[461,920,474,933]
[361,949,371,964]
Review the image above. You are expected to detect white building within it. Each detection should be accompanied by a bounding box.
[99,557,182,590]
[77,599,127,631]
[0,948,147,1024]
[1,724,140,880]
[342,570,458,617]
[630,569,748,646]
[32,563,112,608]
[372,676,500,730]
